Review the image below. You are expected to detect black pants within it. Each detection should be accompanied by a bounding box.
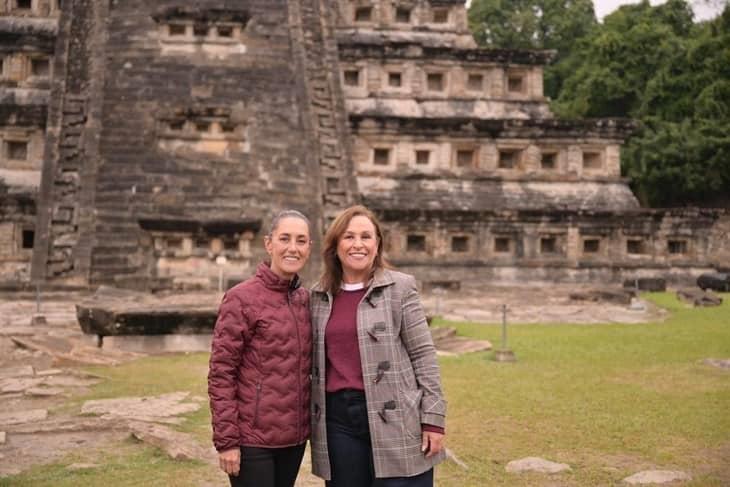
[229,443,306,487]
[325,390,434,487]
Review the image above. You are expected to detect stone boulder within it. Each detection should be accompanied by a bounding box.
[623,278,667,292]
[676,289,722,307]
[623,470,691,484]
[570,288,635,306]
[76,286,219,336]
[505,457,571,474]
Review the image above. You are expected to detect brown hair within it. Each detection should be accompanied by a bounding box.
[320,205,390,295]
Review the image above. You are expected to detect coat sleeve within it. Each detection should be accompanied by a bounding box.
[399,275,447,429]
[208,291,250,452]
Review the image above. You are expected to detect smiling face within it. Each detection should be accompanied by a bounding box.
[336,215,379,284]
[264,217,311,280]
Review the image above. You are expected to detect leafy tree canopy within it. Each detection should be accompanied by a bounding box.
[468,0,598,96]
[469,0,730,207]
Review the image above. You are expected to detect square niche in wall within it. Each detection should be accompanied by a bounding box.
[6,141,28,161]
[427,73,444,92]
[395,7,411,23]
[432,7,449,23]
[467,73,484,92]
[344,69,360,87]
[373,148,391,166]
[407,234,426,252]
[415,150,430,165]
[494,237,513,253]
[541,152,557,170]
[31,58,50,77]
[388,72,402,87]
[451,236,469,252]
[355,6,373,22]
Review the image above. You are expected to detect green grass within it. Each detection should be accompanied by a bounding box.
[434,292,730,486]
[2,292,729,486]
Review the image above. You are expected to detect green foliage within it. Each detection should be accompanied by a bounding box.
[469,0,730,207]
[554,1,730,206]
[468,0,598,97]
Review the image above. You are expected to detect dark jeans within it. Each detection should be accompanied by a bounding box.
[325,390,434,487]
[229,443,306,487]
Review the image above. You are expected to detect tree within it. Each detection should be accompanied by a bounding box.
[553,1,730,206]
[468,0,598,97]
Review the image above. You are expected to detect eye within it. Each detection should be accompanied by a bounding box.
[279,236,290,243]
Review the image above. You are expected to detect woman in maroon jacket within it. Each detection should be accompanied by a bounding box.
[208,210,313,487]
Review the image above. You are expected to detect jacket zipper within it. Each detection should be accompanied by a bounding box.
[253,381,262,427]
[287,290,303,443]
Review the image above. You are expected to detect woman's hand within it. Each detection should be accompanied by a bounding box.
[219,448,241,476]
[421,431,445,458]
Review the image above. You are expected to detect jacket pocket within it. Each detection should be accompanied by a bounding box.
[252,381,263,427]
[401,388,423,439]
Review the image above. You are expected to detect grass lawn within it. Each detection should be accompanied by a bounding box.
[2,292,729,486]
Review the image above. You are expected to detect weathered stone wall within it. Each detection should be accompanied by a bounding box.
[33,0,354,290]
[381,208,727,287]
[0,180,36,280]
[0,0,61,17]
[17,0,728,290]
[336,0,471,39]
[0,13,54,282]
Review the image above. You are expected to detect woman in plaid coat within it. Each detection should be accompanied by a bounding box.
[310,205,447,486]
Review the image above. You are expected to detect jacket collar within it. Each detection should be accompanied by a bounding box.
[256,261,301,292]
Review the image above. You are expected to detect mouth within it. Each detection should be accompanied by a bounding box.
[283,256,300,262]
[348,252,368,259]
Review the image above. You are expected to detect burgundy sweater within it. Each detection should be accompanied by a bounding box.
[324,286,444,435]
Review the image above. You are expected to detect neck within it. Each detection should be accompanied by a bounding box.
[342,268,369,285]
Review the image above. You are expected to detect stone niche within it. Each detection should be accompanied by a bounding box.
[0,52,53,88]
[340,0,469,33]
[151,6,251,57]
[1,126,45,170]
[156,105,249,159]
[0,0,61,17]
[0,183,36,281]
[351,133,621,180]
[139,218,259,290]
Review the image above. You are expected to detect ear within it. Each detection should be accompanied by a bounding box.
[263,235,273,256]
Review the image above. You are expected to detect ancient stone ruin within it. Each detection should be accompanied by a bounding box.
[0,0,727,291]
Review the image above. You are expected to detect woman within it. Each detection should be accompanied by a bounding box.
[310,205,447,487]
[208,209,312,487]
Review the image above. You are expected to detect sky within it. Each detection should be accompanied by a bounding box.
[464,0,725,21]
[592,0,723,20]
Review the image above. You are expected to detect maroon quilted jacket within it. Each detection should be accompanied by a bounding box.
[208,262,312,452]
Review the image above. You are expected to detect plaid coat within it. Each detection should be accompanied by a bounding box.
[310,269,447,479]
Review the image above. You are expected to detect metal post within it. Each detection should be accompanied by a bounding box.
[499,304,505,349]
[30,282,47,326]
[493,303,516,362]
